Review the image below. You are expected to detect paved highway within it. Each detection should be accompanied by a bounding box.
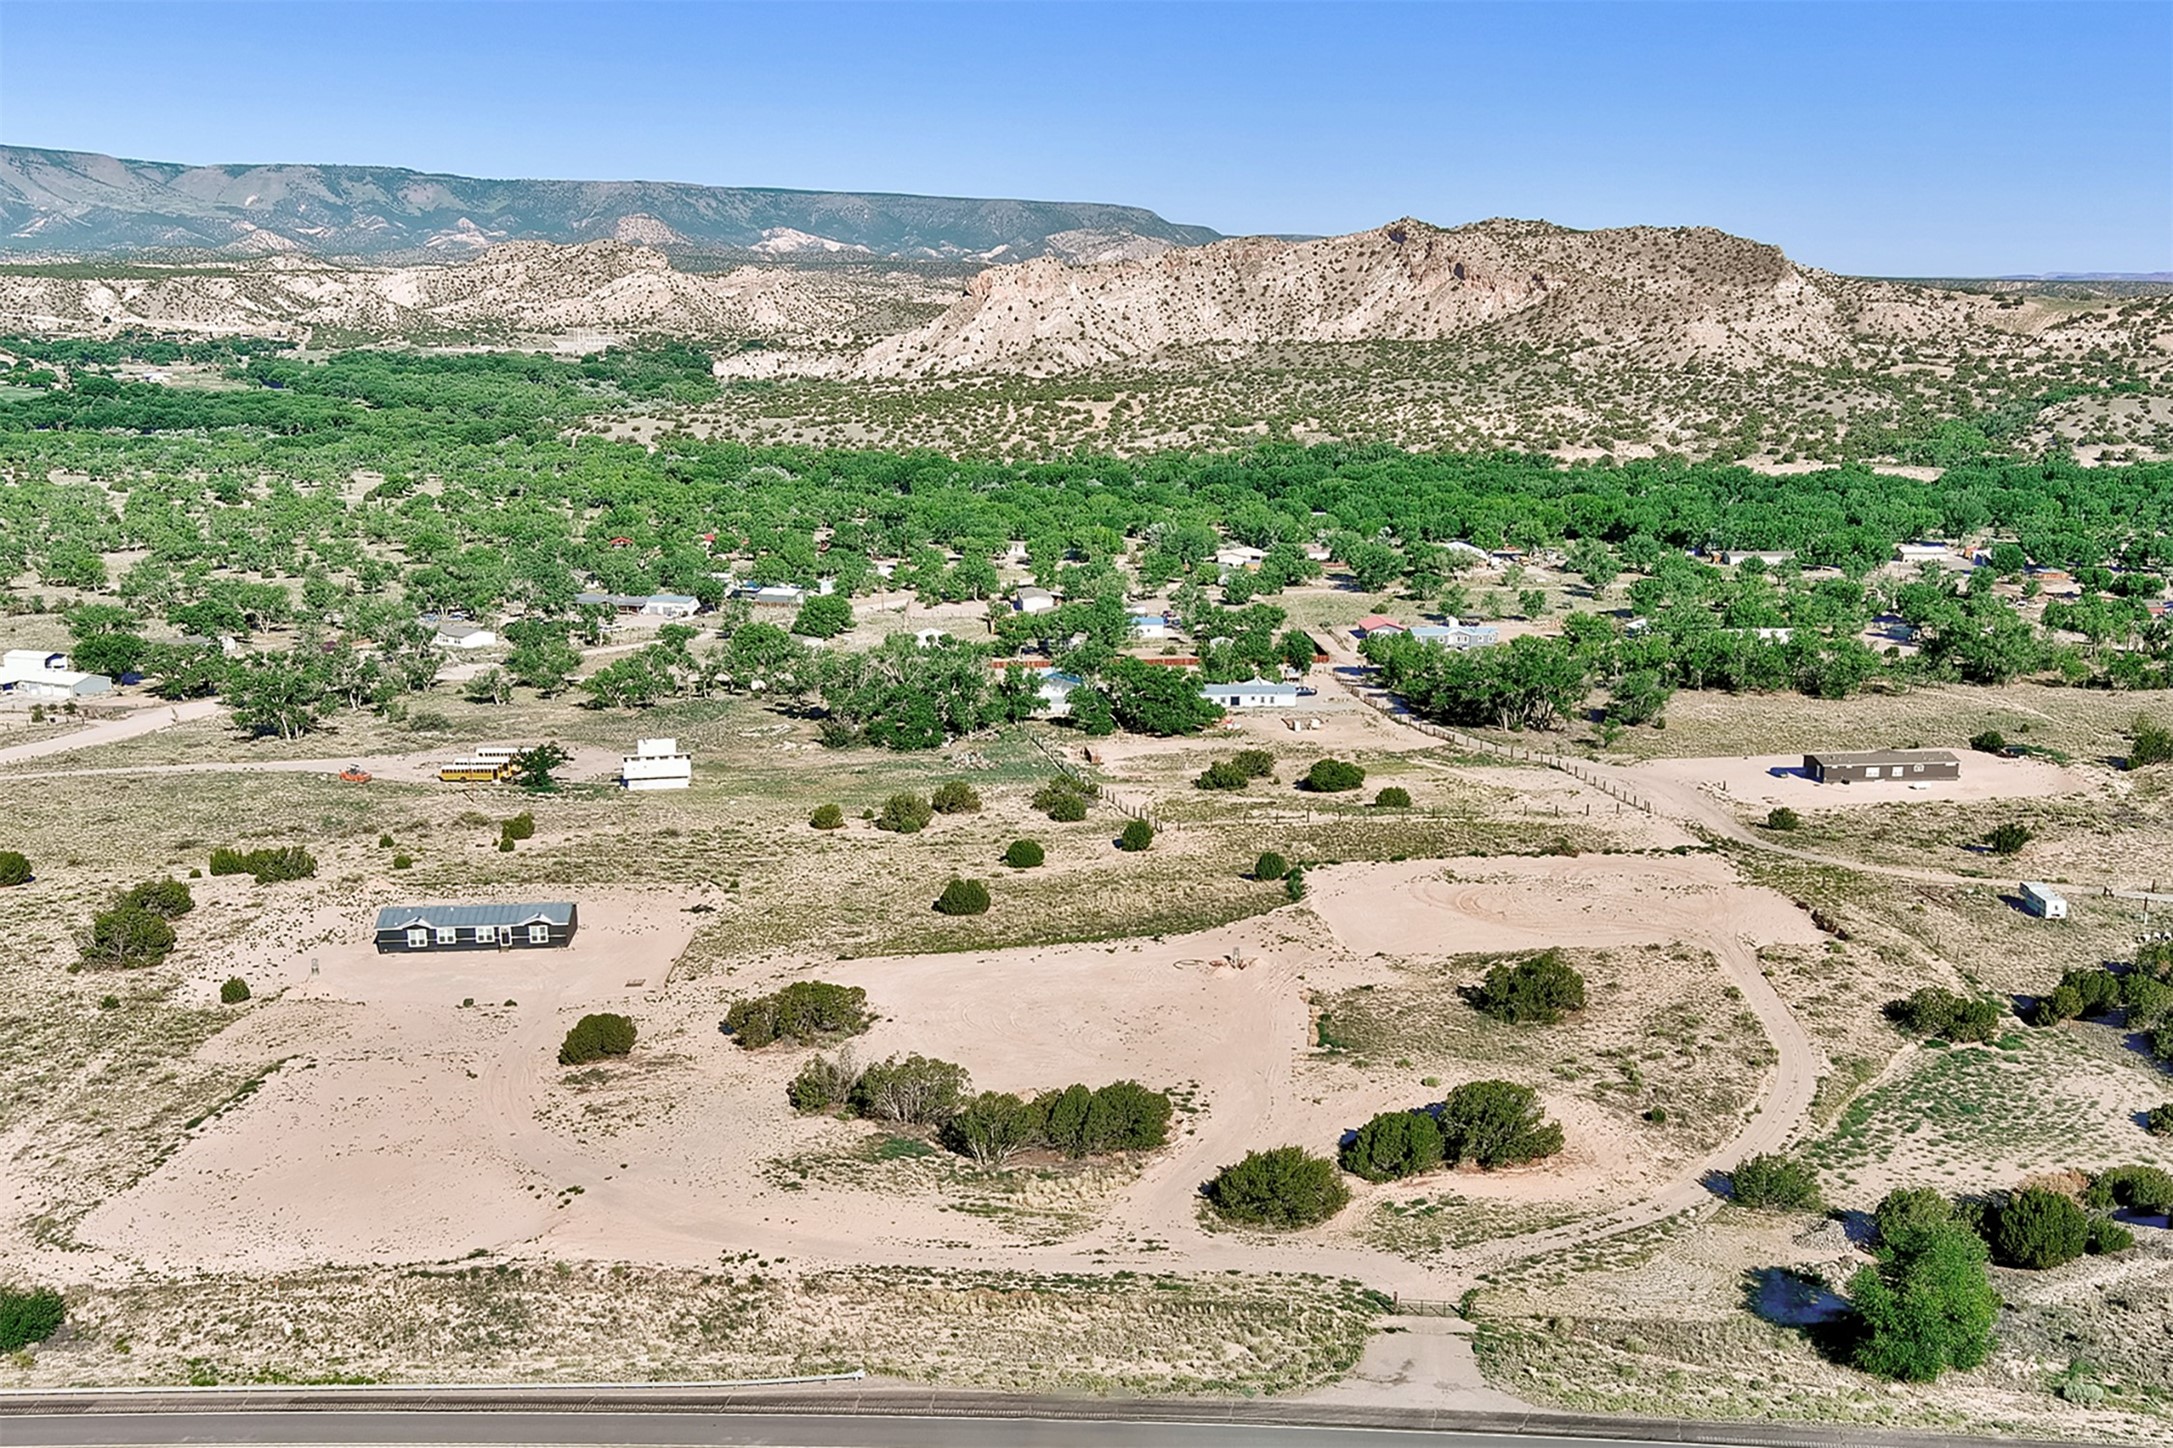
[0,1411,1679,1448]
[0,1405,2089,1448]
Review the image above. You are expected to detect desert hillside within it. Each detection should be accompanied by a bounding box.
[856,217,2066,377]
[0,241,959,345]
[0,145,1221,261]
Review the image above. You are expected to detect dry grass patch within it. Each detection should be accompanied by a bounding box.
[12,1261,1381,1395]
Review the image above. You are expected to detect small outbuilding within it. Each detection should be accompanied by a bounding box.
[1,649,113,699]
[1802,749,1960,785]
[1015,587,1058,615]
[374,902,579,952]
[620,737,692,791]
[2019,882,2068,920]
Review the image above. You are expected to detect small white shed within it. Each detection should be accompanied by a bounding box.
[621,737,693,791]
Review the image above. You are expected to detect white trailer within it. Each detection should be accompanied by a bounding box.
[2020,882,2068,920]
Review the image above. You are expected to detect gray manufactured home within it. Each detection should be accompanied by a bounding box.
[1801,750,1960,785]
[374,902,578,953]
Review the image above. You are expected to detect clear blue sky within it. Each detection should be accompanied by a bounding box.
[2,1,2166,275]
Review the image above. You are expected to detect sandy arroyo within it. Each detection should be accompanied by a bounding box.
[1632,751,2088,812]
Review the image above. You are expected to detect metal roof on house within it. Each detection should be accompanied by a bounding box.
[1201,679,1300,697]
[1803,750,1958,768]
[375,903,576,932]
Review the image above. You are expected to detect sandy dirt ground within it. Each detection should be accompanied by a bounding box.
[0,697,221,766]
[1634,751,2090,812]
[62,849,1830,1309]
[0,739,626,786]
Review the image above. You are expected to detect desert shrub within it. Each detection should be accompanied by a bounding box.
[935,877,991,915]
[0,851,30,887]
[219,976,250,1005]
[1035,1080,1174,1156]
[850,1054,971,1124]
[2031,983,2086,1027]
[501,811,536,842]
[1849,1222,1997,1381]
[875,792,934,833]
[1204,1146,1350,1228]
[1231,749,1275,779]
[2129,715,2173,768]
[1253,850,1289,881]
[1373,786,1412,808]
[1302,758,1366,792]
[557,1012,636,1065]
[1968,729,2007,754]
[930,780,982,815]
[1873,1187,1957,1252]
[117,877,194,920]
[210,845,317,883]
[1044,792,1088,822]
[944,1091,1039,1167]
[2088,1217,2136,1254]
[1284,866,1308,902]
[1764,806,1801,831]
[1439,1080,1563,1168]
[2033,967,2122,1027]
[1080,1079,1173,1151]
[1116,819,1154,852]
[378,833,395,848]
[1002,839,1045,869]
[1988,1186,2090,1269]
[81,906,176,968]
[1034,774,1103,804]
[497,837,514,853]
[724,981,871,1049]
[2146,1104,2173,1138]
[2123,973,2173,1031]
[2090,1164,2173,1215]
[1730,1153,1822,1211]
[787,1050,861,1113]
[0,1286,64,1353]
[1194,759,1251,791]
[1340,1109,1446,1182]
[809,802,845,830]
[391,854,414,870]
[1886,986,2003,1043]
[1983,822,2033,855]
[1472,949,1586,1025]
[1037,1084,1095,1155]
[2061,967,2123,1016]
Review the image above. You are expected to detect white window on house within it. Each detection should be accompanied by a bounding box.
[406,926,429,949]
[436,927,457,945]
[475,926,495,944]
[1913,764,1924,773]
[1865,766,1881,778]
[528,922,550,944]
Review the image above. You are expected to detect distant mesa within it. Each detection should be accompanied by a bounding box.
[0,144,1220,261]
